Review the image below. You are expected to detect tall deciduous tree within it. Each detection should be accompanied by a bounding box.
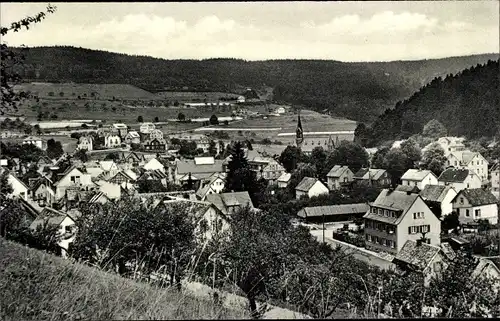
[327,141,369,174]
[46,139,64,160]
[310,146,327,179]
[400,138,422,168]
[279,145,303,173]
[383,148,409,186]
[421,143,447,176]
[422,119,447,138]
[209,114,219,125]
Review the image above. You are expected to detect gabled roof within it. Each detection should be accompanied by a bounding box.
[419,185,454,203]
[363,189,420,225]
[139,169,168,180]
[394,240,442,270]
[326,165,351,178]
[99,160,117,172]
[126,131,140,138]
[440,242,456,261]
[401,169,436,181]
[472,258,500,280]
[277,172,291,183]
[205,191,254,215]
[450,150,483,165]
[353,168,387,180]
[29,207,75,230]
[295,177,321,192]
[438,168,471,183]
[195,174,225,199]
[452,188,498,206]
[298,203,369,218]
[109,170,135,182]
[3,169,29,190]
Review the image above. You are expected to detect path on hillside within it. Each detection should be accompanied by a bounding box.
[182,280,311,319]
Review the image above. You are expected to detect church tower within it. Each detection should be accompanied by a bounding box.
[296,110,304,148]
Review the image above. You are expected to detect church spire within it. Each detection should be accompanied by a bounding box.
[296,109,304,147]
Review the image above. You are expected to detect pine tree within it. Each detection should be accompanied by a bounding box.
[224,141,251,192]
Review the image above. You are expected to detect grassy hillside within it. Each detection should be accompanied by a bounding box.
[12,46,499,122]
[0,239,248,320]
[360,59,500,146]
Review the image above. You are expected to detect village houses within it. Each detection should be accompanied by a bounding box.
[401,169,439,190]
[1,168,29,200]
[196,173,226,201]
[295,177,329,199]
[124,131,141,145]
[326,165,354,190]
[353,168,391,188]
[104,133,121,148]
[422,136,465,157]
[363,189,441,255]
[174,156,225,186]
[139,122,156,134]
[438,168,482,192]
[112,123,128,137]
[451,188,498,225]
[22,135,47,151]
[446,150,489,182]
[77,135,93,151]
[419,185,458,217]
[277,172,291,189]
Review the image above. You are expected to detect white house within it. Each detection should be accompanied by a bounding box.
[446,150,489,182]
[452,188,498,225]
[139,122,156,134]
[143,157,165,173]
[295,177,329,200]
[112,123,128,137]
[326,165,354,190]
[364,189,441,255]
[104,133,121,148]
[401,169,439,190]
[1,169,29,200]
[422,137,466,157]
[124,131,141,145]
[419,185,458,217]
[277,172,291,189]
[77,136,93,151]
[196,173,226,201]
[29,207,79,258]
[53,166,94,199]
[149,129,164,141]
[438,168,482,192]
[22,136,46,150]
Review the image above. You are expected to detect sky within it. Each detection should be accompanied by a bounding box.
[1,1,498,62]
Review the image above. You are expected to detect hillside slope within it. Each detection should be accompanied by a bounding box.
[12,46,499,122]
[0,239,248,320]
[358,59,500,146]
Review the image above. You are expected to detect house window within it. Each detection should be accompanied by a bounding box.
[374,236,379,244]
[466,209,470,217]
[65,225,73,233]
[384,210,389,217]
[378,209,383,215]
[367,234,372,242]
[475,209,481,217]
[391,240,396,249]
[460,197,464,204]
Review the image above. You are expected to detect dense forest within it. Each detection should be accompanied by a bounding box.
[11,46,498,122]
[356,59,500,147]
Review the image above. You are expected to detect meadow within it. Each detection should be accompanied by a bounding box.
[0,239,249,320]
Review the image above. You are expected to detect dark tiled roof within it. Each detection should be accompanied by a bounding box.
[395,185,420,193]
[297,203,369,218]
[438,168,470,183]
[326,165,350,178]
[353,168,387,180]
[206,191,254,215]
[394,240,442,270]
[419,185,452,202]
[295,177,320,192]
[453,188,498,206]
[363,189,419,225]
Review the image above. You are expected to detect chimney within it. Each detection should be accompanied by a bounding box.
[416,239,422,247]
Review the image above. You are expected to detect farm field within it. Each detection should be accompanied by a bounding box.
[223,109,357,133]
[14,83,160,100]
[155,91,240,102]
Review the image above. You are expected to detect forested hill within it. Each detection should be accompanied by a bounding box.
[12,46,499,122]
[356,59,500,146]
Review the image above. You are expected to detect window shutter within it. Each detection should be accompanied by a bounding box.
[408,226,412,234]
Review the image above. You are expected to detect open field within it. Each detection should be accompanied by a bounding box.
[155,91,240,102]
[195,109,357,142]
[1,136,78,154]
[0,239,249,320]
[14,83,160,100]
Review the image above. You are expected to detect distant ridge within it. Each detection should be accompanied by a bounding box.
[11,45,498,122]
